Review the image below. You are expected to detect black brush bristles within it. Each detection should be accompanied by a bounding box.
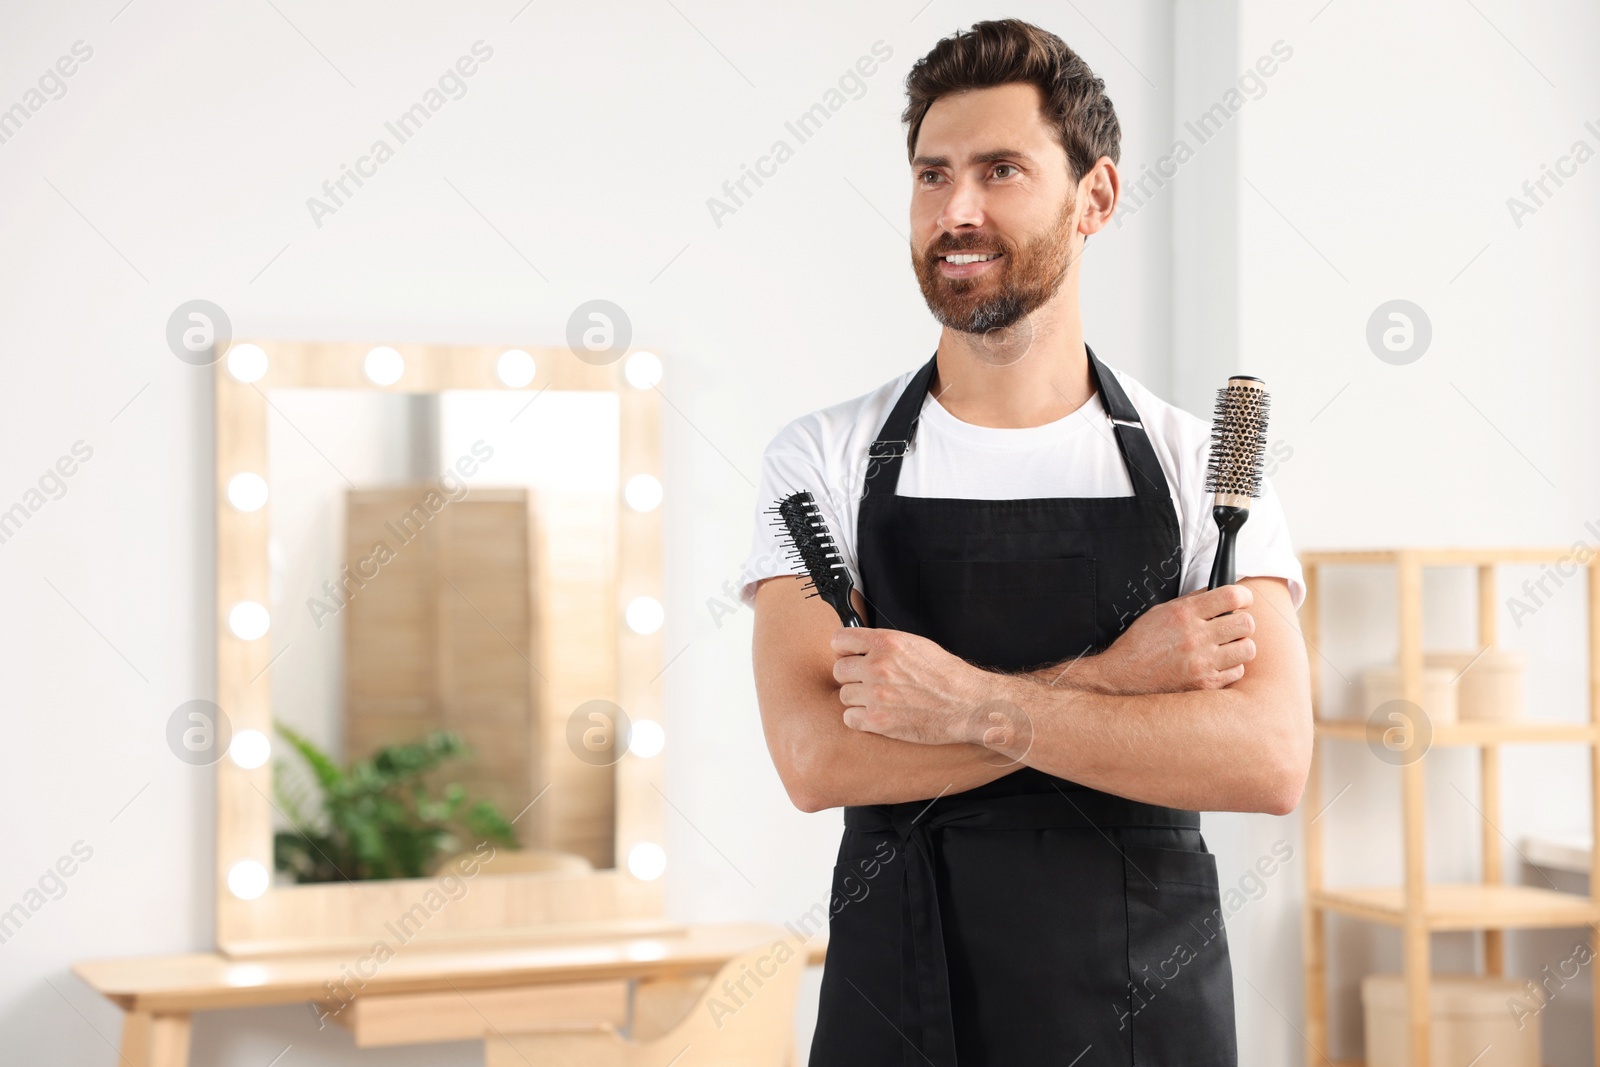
[1203,377,1271,502]
[769,491,863,627]
[1203,376,1271,591]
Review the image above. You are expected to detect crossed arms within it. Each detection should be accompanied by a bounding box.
[751,575,1313,815]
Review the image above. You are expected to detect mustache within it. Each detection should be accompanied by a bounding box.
[926,236,1009,257]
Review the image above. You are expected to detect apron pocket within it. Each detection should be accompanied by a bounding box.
[1122,844,1238,1066]
[917,556,1098,671]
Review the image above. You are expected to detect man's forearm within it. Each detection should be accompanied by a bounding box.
[1025,651,1123,693]
[781,725,1017,810]
[977,672,1310,814]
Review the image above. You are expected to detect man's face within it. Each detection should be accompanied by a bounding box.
[909,82,1080,335]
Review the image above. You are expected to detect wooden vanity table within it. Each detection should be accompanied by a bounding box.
[74,341,821,1064]
[76,922,826,1066]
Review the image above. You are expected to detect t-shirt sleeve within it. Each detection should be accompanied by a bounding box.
[736,440,860,609]
[1179,449,1306,609]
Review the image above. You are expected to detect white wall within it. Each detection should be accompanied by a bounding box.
[6,1,1589,1065]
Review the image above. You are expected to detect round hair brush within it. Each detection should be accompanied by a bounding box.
[769,490,863,627]
[1203,376,1271,590]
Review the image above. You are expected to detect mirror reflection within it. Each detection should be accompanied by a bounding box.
[263,388,622,881]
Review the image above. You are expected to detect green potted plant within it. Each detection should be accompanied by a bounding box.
[272,722,520,883]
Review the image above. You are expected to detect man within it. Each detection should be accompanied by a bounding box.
[740,18,1312,1067]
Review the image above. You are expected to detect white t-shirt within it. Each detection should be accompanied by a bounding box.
[738,358,1305,614]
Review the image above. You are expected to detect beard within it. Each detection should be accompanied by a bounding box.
[911,193,1078,335]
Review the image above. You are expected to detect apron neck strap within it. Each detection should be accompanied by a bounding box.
[862,344,1171,505]
[1087,345,1173,506]
[861,351,939,496]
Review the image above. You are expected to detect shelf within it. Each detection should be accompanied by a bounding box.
[1314,718,1597,746]
[1299,547,1600,1067]
[1311,883,1598,930]
[1300,547,1580,567]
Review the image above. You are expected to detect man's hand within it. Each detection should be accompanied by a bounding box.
[1039,584,1258,694]
[753,576,1022,811]
[832,626,1001,746]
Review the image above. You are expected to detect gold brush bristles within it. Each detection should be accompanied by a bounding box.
[1203,376,1270,509]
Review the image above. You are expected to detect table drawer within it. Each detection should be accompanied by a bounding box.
[336,980,630,1047]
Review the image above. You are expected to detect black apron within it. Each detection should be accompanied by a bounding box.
[809,346,1238,1067]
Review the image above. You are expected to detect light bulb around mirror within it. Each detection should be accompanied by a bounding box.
[624,351,662,389]
[627,842,666,881]
[625,596,663,635]
[364,346,405,385]
[227,473,269,512]
[229,729,271,770]
[496,348,537,388]
[226,343,268,383]
[624,474,662,512]
[629,719,664,758]
[227,859,269,900]
[228,601,270,641]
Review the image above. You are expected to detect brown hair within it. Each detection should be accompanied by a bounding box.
[901,18,1120,182]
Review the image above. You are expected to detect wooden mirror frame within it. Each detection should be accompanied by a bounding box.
[213,342,667,957]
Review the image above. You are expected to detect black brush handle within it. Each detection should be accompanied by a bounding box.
[1207,505,1250,591]
[823,590,864,627]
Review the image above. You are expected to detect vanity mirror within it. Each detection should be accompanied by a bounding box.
[213,342,666,956]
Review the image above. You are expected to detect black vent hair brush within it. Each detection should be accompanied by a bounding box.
[769,491,863,627]
[1203,376,1271,590]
